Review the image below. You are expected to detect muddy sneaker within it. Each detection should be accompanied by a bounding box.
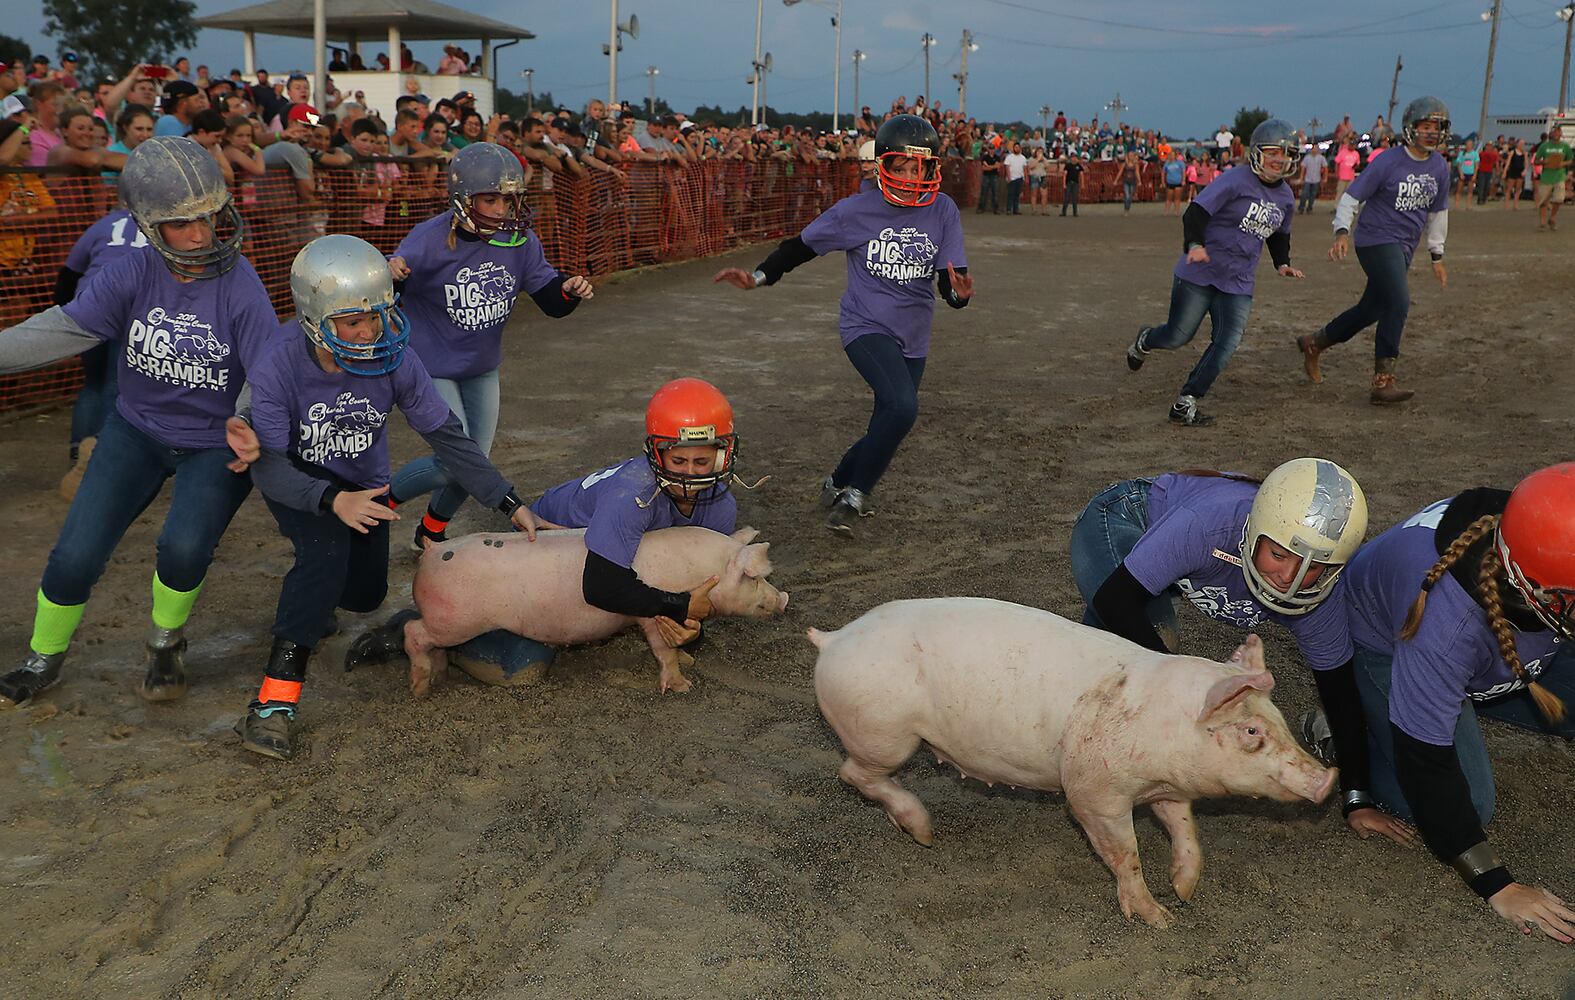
[1126,328,1151,371]
[1369,372,1415,405]
[818,476,841,510]
[0,651,65,709]
[410,522,446,553]
[1295,334,1325,384]
[1300,710,1338,768]
[237,703,297,760]
[1168,395,1215,427]
[344,608,420,672]
[826,488,874,537]
[139,626,188,702]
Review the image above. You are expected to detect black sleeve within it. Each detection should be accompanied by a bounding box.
[1181,202,1211,251]
[1393,725,1514,899]
[417,413,510,509]
[582,550,693,621]
[53,267,84,307]
[755,235,818,285]
[527,273,581,319]
[1265,230,1291,270]
[1089,563,1169,653]
[935,265,970,309]
[1310,659,1371,794]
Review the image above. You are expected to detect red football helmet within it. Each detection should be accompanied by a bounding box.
[643,378,737,498]
[1496,463,1575,642]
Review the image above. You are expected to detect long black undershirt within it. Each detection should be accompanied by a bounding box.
[582,550,691,621]
[54,267,83,307]
[1181,203,1291,269]
[1089,564,1169,653]
[1394,726,1513,898]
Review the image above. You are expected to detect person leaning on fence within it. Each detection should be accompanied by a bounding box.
[46,105,128,177]
[25,80,68,166]
[0,120,57,267]
[185,108,235,186]
[347,119,401,227]
[0,137,277,711]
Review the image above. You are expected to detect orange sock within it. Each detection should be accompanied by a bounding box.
[422,511,449,535]
[257,676,303,705]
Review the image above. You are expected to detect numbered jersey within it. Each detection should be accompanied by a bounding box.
[63,209,148,286]
[530,457,737,569]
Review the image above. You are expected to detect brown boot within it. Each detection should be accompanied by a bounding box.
[1369,372,1415,405]
[1295,335,1325,384]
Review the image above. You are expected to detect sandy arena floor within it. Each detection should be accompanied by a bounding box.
[2,199,1574,999]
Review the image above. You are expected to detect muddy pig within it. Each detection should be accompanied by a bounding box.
[809,597,1335,928]
[393,526,787,697]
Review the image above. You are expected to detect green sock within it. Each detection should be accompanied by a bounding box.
[150,573,203,631]
[31,591,86,656]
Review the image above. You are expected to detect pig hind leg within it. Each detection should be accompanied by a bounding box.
[1069,800,1172,929]
[1150,799,1203,902]
[835,734,934,847]
[403,616,449,699]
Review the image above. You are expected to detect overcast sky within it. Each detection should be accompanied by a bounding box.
[19,0,1575,136]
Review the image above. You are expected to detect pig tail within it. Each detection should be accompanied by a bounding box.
[1399,515,1498,640]
[1477,542,1567,723]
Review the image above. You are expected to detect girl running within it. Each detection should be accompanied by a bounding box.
[713,114,972,538]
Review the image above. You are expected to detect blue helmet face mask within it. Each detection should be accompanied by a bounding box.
[290,234,412,376]
[311,302,411,376]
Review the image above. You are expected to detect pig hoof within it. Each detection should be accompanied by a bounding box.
[659,671,693,694]
[1172,868,1202,902]
[1123,899,1173,930]
[409,665,434,699]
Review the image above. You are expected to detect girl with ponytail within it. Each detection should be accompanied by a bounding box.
[1332,465,1575,942]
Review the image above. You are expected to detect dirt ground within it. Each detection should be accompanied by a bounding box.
[3,199,1574,999]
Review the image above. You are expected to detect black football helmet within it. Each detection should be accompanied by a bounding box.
[873,114,943,207]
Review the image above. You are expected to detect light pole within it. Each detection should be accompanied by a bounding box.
[750,0,764,124]
[750,52,773,125]
[521,68,535,115]
[1039,104,1050,138]
[1479,2,1502,140]
[1559,3,1575,113]
[852,49,866,119]
[953,29,978,116]
[1105,91,1129,131]
[1307,116,1323,139]
[921,33,937,104]
[646,65,660,118]
[604,1,639,107]
[784,0,844,130]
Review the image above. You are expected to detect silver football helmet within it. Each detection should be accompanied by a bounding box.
[290,235,410,376]
[119,136,245,279]
[1247,118,1299,182]
[1240,458,1368,615]
[448,141,530,242]
[1401,96,1450,151]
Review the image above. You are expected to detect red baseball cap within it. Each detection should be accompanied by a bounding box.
[287,103,321,125]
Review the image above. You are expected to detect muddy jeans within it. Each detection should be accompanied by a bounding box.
[1068,478,1178,638]
[265,496,390,649]
[1141,276,1254,398]
[391,368,500,519]
[1320,241,1410,361]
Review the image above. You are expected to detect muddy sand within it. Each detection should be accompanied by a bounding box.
[3,202,1574,999]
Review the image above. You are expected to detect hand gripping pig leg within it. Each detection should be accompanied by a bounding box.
[1070,800,1172,929]
[638,618,693,694]
[1149,799,1203,902]
[404,615,448,699]
[837,752,933,847]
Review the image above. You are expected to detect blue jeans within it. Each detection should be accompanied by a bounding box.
[977,173,999,212]
[1062,181,1080,215]
[69,345,119,448]
[1068,478,1178,637]
[1142,276,1254,398]
[1006,178,1023,213]
[264,496,390,649]
[832,333,926,495]
[1122,180,1136,211]
[1297,180,1320,213]
[1321,241,1410,361]
[40,409,253,605]
[391,369,499,519]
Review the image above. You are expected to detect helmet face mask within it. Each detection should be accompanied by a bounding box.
[1239,458,1368,615]
[874,114,943,207]
[291,235,411,376]
[121,136,245,279]
[643,378,738,504]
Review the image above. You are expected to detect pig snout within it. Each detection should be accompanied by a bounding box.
[1269,748,1337,804]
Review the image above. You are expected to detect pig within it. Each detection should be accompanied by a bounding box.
[809,597,1335,929]
[387,526,787,697]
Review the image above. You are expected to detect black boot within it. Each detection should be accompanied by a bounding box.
[0,650,66,709]
[140,626,188,702]
[237,639,311,761]
[344,608,420,672]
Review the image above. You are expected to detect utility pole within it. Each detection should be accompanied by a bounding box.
[521,69,536,115]
[1559,4,1574,113]
[751,0,764,124]
[852,49,866,118]
[646,65,659,118]
[921,32,936,104]
[1039,104,1050,138]
[1105,91,1128,131]
[1479,0,1502,140]
[1386,54,1402,132]
[953,29,977,116]
[608,0,620,106]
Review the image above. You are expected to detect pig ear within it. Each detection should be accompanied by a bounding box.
[740,542,770,579]
[730,526,760,545]
[1227,634,1267,673]
[1198,670,1275,722]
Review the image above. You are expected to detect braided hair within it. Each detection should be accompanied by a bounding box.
[1399,514,1566,723]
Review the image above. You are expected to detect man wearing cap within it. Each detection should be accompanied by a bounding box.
[153,80,207,136]
[57,54,81,92]
[27,56,51,83]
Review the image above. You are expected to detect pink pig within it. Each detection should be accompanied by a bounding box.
[809,597,1335,928]
[403,526,788,697]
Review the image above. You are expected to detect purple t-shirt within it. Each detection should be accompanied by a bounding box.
[64,209,147,284]
[62,245,279,450]
[248,322,454,490]
[1344,498,1564,746]
[1124,473,1353,670]
[531,457,738,569]
[799,188,967,359]
[1348,148,1449,257]
[1173,166,1293,296]
[395,214,561,380]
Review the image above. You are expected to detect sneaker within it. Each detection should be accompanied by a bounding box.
[1369,372,1415,405]
[237,703,297,760]
[410,522,446,553]
[1300,710,1338,768]
[825,488,874,537]
[139,626,187,702]
[1295,334,1324,384]
[0,651,65,709]
[1126,328,1150,372]
[818,476,841,510]
[1168,395,1215,427]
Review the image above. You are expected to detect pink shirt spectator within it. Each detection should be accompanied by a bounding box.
[1335,146,1359,181]
[28,128,63,166]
